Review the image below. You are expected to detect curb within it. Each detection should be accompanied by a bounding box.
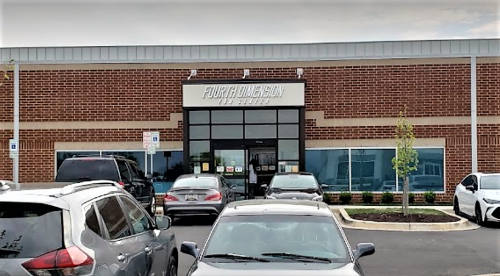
[468,274,500,276]
[331,207,480,231]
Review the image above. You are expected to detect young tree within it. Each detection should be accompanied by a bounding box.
[392,105,419,216]
[0,59,15,87]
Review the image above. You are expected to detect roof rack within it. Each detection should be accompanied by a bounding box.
[59,180,121,195]
[71,154,128,159]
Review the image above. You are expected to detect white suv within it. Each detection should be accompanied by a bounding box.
[453,172,500,225]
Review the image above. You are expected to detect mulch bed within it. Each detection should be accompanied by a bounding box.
[349,213,460,223]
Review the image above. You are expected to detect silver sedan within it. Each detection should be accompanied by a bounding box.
[163,174,237,219]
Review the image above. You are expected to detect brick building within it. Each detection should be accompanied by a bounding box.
[0,38,499,203]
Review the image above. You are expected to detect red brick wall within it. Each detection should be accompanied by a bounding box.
[0,60,498,202]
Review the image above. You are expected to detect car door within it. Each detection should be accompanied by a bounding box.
[117,195,170,276]
[459,175,475,215]
[127,161,148,205]
[89,195,149,276]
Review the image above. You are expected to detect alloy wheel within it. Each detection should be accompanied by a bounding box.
[475,205,483,225]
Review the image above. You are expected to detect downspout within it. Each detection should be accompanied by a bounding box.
[13,62,20,188]
[471,56,477,173]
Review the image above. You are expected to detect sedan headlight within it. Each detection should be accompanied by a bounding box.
[312,195,323,201]
[483,198,500,204]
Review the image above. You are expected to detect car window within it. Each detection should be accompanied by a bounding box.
[270,175,318,189]
[462,175,472,186]
[119,196,151,235]
[203,214,350,262]
[116,160,131,182]
[127,162,139,179]
[172,177,218,189]
[84,203,102,237]
[480,175,500,190]
[55,159,120,182]
[0,202,63,259]
[95,196,133,240]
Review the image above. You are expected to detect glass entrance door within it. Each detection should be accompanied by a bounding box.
[213,149,247,200]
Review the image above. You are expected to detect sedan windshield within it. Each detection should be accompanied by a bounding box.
[270,175,318,189]
[172,177,218,189]
[202,214,350,263]
[480,175,500,190]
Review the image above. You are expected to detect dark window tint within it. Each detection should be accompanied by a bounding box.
[55,159,120,182]
[0,203,63,259]
[117,160,131,182]
[173,177,218,189]
[95,196,132,240]
[189,111,210,124]
[278,109,299,123]
[85,204,102,237]
[120,196,151,235]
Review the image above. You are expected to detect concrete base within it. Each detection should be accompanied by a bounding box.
[331,206,480,231]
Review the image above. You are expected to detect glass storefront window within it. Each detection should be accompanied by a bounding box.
[278,109,299,123]
[152,151,184,194]
[305,149,349,192]
[245,110,277,124]
[189,126,210,139]
[305,147,445,192]
[278,161,300,173]
[56,151,100,170]
[350,149,396,192]
[102,151,146,172]
[397,148,445,192]
[189,141,210,162]
[189,111,210,124]
[211,110,243,124]
[278,124,299,138]
[211,125,244,139]
[278,140,299,160]
[245,125,276,139]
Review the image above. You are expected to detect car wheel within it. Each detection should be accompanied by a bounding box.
[453,197,460,215]
[475,203,483,226]
[147,189,156,217]
[167,255,178,276]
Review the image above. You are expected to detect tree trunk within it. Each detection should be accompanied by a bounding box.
[402,176,410,216]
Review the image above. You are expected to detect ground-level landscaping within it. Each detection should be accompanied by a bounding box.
[345,208,461,223]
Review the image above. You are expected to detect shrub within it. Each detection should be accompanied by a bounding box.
[381,191,394,204]
[339,191,352,205]
[361,191,374,204]
[424,190,436,204]
[408,192,415,204]
[323,192,332,204]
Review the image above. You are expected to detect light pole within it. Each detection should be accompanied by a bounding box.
[13,62,19,189]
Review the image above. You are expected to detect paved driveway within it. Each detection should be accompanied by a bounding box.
[171,217,500,276]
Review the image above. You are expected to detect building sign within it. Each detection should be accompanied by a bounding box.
[182,82,305,107]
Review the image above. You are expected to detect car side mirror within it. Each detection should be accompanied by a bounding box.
[155,215,171,230]
[466,185,475,192]
[181,241,200,259]
[353,243,375,260]
[261,184,268,189]
[146,173,153,180]
[321,184,328,189]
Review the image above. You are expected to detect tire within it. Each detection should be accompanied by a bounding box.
[147,188,156,217]
[167,255,178,276]
[453,197,460,216]
[475,204,483,226]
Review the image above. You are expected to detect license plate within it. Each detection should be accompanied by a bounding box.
[185,194,197,201]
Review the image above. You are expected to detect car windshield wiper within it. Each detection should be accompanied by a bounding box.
[204,253,269,262]
[261,252,331,263]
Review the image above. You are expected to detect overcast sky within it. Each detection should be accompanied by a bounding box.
[0,0,498,47]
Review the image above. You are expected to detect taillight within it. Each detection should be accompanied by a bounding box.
[164,193,178,201]
[22,246,94,276]
[205,192,222,201]
[117,181,125,188]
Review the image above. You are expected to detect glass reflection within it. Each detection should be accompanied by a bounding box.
[350,149,396,192]
[56,151,100,170]
[397,148,444,192]
[305,149,349,192]
[152,151,184,193]
[102,151,146,172]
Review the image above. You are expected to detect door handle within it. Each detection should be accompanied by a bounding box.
[145,246,152,254]
[117,253,126,262]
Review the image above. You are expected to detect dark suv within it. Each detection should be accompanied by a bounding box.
[0,180,178,276]
[55,155,157,216]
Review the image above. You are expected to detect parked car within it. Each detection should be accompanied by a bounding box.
[55,154,157,216]
[0,179,178,276]
[180,199,375,276]
[262,172,328,201]
[163,173,237,219]
[453,172,500,225]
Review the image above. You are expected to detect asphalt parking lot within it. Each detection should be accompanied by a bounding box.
[171,216,500,276]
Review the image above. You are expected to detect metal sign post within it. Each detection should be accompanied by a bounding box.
[143,131,160,175]
[13,63,19,188]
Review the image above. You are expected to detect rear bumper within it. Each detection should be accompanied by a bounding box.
[163,201,224,216]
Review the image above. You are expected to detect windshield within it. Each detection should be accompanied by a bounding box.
[202,214,350,263]
[55,159,120,182]
[270,175,318,189]
[0,203,63,259]
[172,177,218,189]
[480,175,500,190]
